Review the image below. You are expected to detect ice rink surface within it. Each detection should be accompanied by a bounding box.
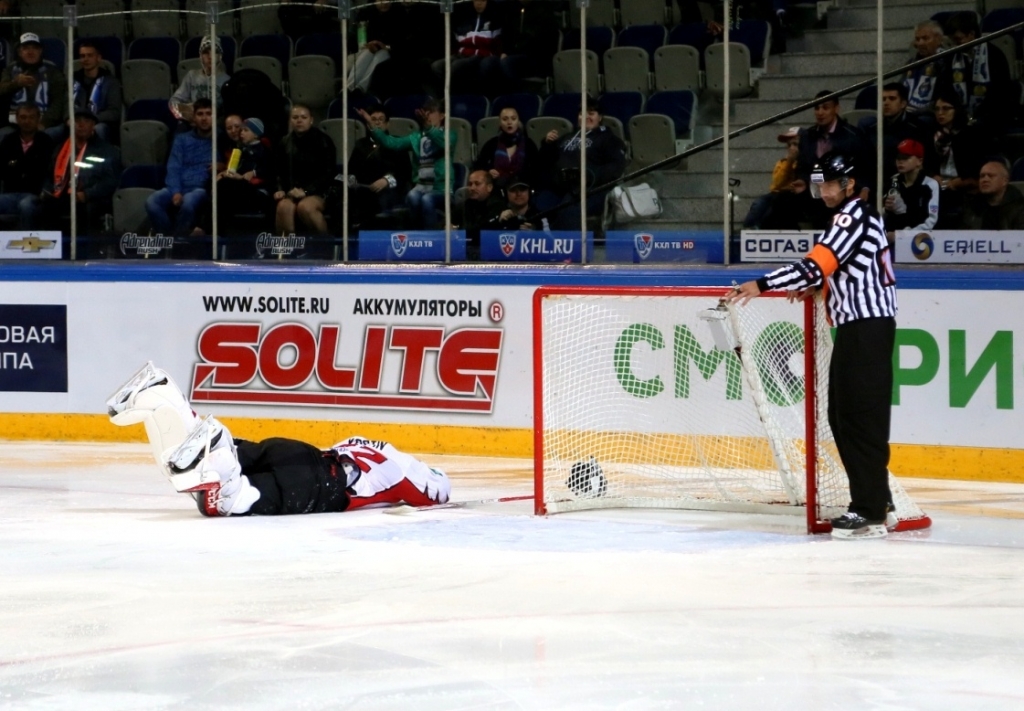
[3,442,1024,711]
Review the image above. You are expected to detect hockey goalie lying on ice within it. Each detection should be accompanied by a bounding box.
[106,362,451,517]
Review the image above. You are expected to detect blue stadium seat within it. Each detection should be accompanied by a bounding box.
[617,25,667,68]
[450,95,489,137]
[542,93,582,124]
[983,8,1024,32]
[119,164,166,189]
[598,92,645,137]
[668,22,714,61]
[491,93,543,123]
[75,37,125,75]
[126,99,176,131]
[41,38,66,69]
[240,34,293,79]
[128,37,181,81]
[732,20,771,70]
[561,26,615,68]
[383,94,432,121]
[295,33,343,74]
[184,35,235,73]
[327,94,381,119]
[645,90,697,138]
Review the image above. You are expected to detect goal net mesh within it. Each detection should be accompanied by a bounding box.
[534,288,929,531]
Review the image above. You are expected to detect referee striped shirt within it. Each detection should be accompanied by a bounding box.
[757,196,897,325]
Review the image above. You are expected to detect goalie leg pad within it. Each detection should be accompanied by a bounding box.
[164,416,237,493]
[107,362,200,464]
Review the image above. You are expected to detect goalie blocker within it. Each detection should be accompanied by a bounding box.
[107,362,451,517]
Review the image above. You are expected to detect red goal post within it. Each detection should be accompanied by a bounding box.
[532,285,931,534]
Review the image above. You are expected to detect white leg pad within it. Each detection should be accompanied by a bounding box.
[108,363,199,465]
[217,474,261,516]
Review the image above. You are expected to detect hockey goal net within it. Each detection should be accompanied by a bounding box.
[533,286,931,533]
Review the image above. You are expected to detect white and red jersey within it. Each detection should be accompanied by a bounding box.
[324,437,451,510]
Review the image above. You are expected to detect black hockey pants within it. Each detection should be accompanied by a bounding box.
[235,438,349,515]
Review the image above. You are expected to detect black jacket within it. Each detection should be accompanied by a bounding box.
[540,125,627,194]
[275,127,336,197]
[0,129,54,194]
[473,132,539,192]
[797,117,873,193]
[348,134,409,189]
[961,185,1024,231]
[884,171,940,232]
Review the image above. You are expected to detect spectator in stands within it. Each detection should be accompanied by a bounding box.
[146,98,215,237]
[903,20,947,115]
[170,36,229,126]
[0,33,67,142]
[939,11,1014,133]
[791,90,871,228]
[273,104,336,237]
[743,126,801,230]
[72,40,122,144]
[353,0,442,99]
[348,0,407,94]
[473,106,538,193]
[224,114,243,151]
[930,90,990,228]
[433,0,504,97]
[536,100,627,231]
[216,118,274,235]
[331,104,408,228]
[39,109,120,234]
[883,138,939,239]
[0,102,51,229]
[498,0,560,94]
[960,158,1024,230]
[859,83,930,186]
[358,99,456,230]
[454,169,504,238]
[493,179,540,230]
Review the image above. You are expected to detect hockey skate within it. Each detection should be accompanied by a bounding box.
[164,416,260,517]
[106,361,171,419]
[830,512,887,540]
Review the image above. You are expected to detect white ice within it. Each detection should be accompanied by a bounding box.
[3,442,1024,710]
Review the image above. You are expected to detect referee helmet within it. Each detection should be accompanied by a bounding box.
[810,151,855,199]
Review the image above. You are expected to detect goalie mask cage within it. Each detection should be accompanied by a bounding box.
[532,286,931,534]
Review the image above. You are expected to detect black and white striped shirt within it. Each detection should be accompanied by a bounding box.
[757,197,897,325]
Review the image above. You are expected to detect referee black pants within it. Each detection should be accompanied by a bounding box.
[828,316,896,521]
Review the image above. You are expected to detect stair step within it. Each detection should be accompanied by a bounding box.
[757,73,876,101]
[800,28,918,53]
[779,50,907,75]
[825,5,973,29]
[734,99,816,125]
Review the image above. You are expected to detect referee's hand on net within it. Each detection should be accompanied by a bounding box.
[724,281,761,306]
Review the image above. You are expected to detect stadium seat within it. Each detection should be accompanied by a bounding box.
[128,37,181,82]
[328,93,381,119]
[287,55,336,112]
[119,164,166,189]
[732,20,771,76]
[120,120,169,168]
[31,0,68,39]
[184,0,213,39]
[41,38,66,69]
[628,114,676,167]
[295,33,344,75]
[238,0,285,38]
[646,90,697,145]
[122,59,173,104]
[601,115,626,144]
[598,92,645,137]
[526,116,573,151]
[75,37,125,75]
[567,0,616,29]
[452,162,469,189]
[620,0,669,28]
[552,50,601,95]
[618,24,667,64]
[184,35,235,73]
[846,109,877,127]
[561,27,615,67]
[113,188,156,233]
[448,117,474,164]
[704,43,754,99]
[542,92,582,124]
[668,22,714,61]
[450,95,489,138]
[76,0,126,39]
[383,94,432,121]
[603,47,651,94]
[386,117,419,138]
[130,0,181,39]
[233,56,283,89]
[491,93,542,123]
[654,45,701,92]
[320,118,366,164]
[476,116,501,148]
[126,98,177,130]
[240,34,293,79]
[0,39,8,71]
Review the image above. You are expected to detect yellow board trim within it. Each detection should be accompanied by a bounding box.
[2,414,1023,483]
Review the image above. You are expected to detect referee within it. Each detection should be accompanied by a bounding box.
[726,151,897,540]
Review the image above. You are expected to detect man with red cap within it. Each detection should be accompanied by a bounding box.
[883,138,939,239]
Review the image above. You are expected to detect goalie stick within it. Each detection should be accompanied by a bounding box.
[383,494,534,515]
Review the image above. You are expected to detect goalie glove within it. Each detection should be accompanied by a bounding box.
[566,456,607,498]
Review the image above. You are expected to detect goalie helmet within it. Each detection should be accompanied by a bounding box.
[566,457,607,498]
[809,151,855,199]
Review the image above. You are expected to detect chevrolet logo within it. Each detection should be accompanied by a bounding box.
[7,236,57,253]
